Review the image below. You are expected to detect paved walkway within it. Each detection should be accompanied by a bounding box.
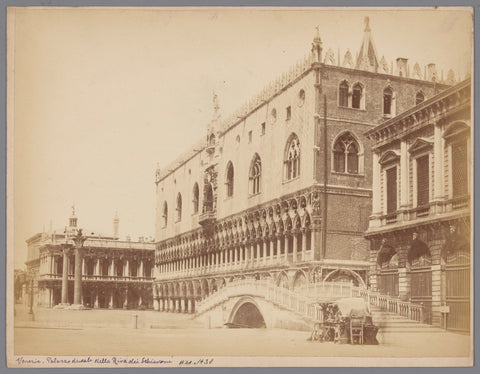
[13,305,471,358]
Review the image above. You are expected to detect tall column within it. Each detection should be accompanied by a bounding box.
[125,260,130,278]
[110,258,115,276]
[400,140,409,211]
[270,237,275,262]
[432,123,445,213]
[371,152,382,217]
[301,229,307,261]
[139,261,144,278]
[60,247,70,305]
[292,232,298,263]
[73,247,84,305]
[284,234,289,262]
[277,236,281,261]
[263,240,267,264]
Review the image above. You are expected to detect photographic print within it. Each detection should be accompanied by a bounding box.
[6,6,473,368]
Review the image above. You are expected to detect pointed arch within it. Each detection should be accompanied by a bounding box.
[192,182,199,214]
[332,131,363,174]
[415,90,425,105]
[162,201,168,227]
[383,86,396,116]
[176,193,182,222]
[351,82,365,109]
[225,161,234,197]
[284,133,300,181]
[338,80,349,107]
[249,153,262,195]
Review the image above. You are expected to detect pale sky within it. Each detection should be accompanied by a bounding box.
[9,7,472,268]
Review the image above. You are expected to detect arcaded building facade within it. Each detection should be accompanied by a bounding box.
[152,19,452,314]
[25,211,155,309]
[365,79,471,331]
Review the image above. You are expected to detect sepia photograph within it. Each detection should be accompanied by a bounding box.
[6,6,474,368]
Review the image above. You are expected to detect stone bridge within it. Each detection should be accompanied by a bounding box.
[194,279,354,330]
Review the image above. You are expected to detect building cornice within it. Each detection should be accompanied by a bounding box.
[365,78,471,142]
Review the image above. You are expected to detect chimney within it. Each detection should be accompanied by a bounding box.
[427,63,438,82]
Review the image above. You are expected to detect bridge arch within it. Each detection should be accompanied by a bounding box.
[323,268,366,287]
[228,296,267,328]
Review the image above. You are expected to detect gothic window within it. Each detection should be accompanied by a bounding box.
[333,133,359,174]
[415,91,425,105]
[352,83,363,109]
[284,134,300,180]
[416,155,429,206]
[339,81,349,107]
[452,140,468,198]
[249,154,262,195]
[162,201,168,227]
[383,87,393,115]
[386,167,397,213]
[176,193,182,222]
[226,162,234,197]
[192,183,199,214]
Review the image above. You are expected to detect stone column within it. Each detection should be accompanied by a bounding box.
[301,229,307,261]
[187,299,193,314]
[284,234,289,262]
[123,288,128,309]
[60,247,70,305]
[94,292,99,308]
[311,218,323,260]
[371,152,382,219]
[399,140,409,216]
[270,237,275,262]
[432,123,445,213]
[292,231,298,263]
[72,236,86,306]
[263,240,267,264]
[277,236,281,261]
[180,298,186,313]
[398,267,410,301]
[110,258,115,276]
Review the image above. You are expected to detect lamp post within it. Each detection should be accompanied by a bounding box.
[70,228,87,309]
[28,271,35,321]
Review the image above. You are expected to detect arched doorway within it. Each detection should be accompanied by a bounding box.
[231,301,266,328]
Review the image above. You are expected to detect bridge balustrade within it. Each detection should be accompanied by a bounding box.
[351,286,424,323]
[195,279,363,322]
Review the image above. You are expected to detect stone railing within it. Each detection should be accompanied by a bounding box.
[196,279,355,321]
[352,287,424,322]
[38,273,154,283]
